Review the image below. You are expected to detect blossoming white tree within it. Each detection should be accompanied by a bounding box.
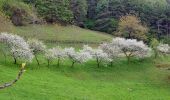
[28,39,46,65]
[64,47,92,68]
[45,48,56,67]
[157,44,170,54]
[49,47,66,67]
[82,45,111,67]
[111,37,151,63]
[100,43,121,66]
[0,33,34,64]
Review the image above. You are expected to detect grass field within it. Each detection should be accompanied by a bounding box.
[0,24,170,100]
[0,0,170,99]
[0,52,170,100]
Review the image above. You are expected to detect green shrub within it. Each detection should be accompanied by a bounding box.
[2,0,36,26]
[84,19,95,29]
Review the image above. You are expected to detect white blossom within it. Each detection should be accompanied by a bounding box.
[45,49,56,61]
[27,39,46,65]
[64,47,92,67]
[157,44,170,54]
[100,43,121,60]
[27,39,46,55]
[0,32,30,49]
[0,32,34,63]
[111,37,151,60]
[82,45,111,67]
[50,46,66,59]
[11,48,34,62]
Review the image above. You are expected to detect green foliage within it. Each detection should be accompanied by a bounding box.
[84,19,95,29]
[2,0,32,16]
[22,0,38,4]
[150,38,159,48]
[116,15,148,41]
[162,36,170,45]
[70,0,87,24]
[2,0,36,26]
[36,0,73,23]
[150,38,159,58]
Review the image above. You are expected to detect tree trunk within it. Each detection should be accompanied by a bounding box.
[154,50,158,59]
[13,57,17,64]
[96,58,100,68]
[47,60,50,67]
[71,61,75,68]
[123,51,131,64]
[35,55,40,65]
[127,56,130,64]
[110,61,113,67]
[57,58,60,67]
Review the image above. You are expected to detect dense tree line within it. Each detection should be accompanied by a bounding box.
[3,0,170,40]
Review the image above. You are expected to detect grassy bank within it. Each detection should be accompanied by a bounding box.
[0,52,170,100]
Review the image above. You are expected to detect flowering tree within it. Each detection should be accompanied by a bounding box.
[49,47,66,67]
[45,49,56,67]
[0,33,34,64]
[28,39,46,65]
[64,47,92,68]
[100,43,121,66]
[157,44,170,55]
[111,37,151,63]
[82,45,111,67]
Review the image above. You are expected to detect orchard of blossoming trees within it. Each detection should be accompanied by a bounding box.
[1,33,170,68]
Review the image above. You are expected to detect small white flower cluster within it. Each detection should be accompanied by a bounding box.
[157,44,170,54]
[0,32,34,62]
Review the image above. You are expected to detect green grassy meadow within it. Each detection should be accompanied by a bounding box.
[0,25,170,100]
[0,53,170,100]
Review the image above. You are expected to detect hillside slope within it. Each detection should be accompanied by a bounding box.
[11,24,113,43]
[0,13,112,46]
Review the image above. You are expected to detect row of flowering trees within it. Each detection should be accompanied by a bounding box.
[0,32,170,68]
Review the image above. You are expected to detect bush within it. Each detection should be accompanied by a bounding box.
[2,0,37,26]
[84,19,95,29]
